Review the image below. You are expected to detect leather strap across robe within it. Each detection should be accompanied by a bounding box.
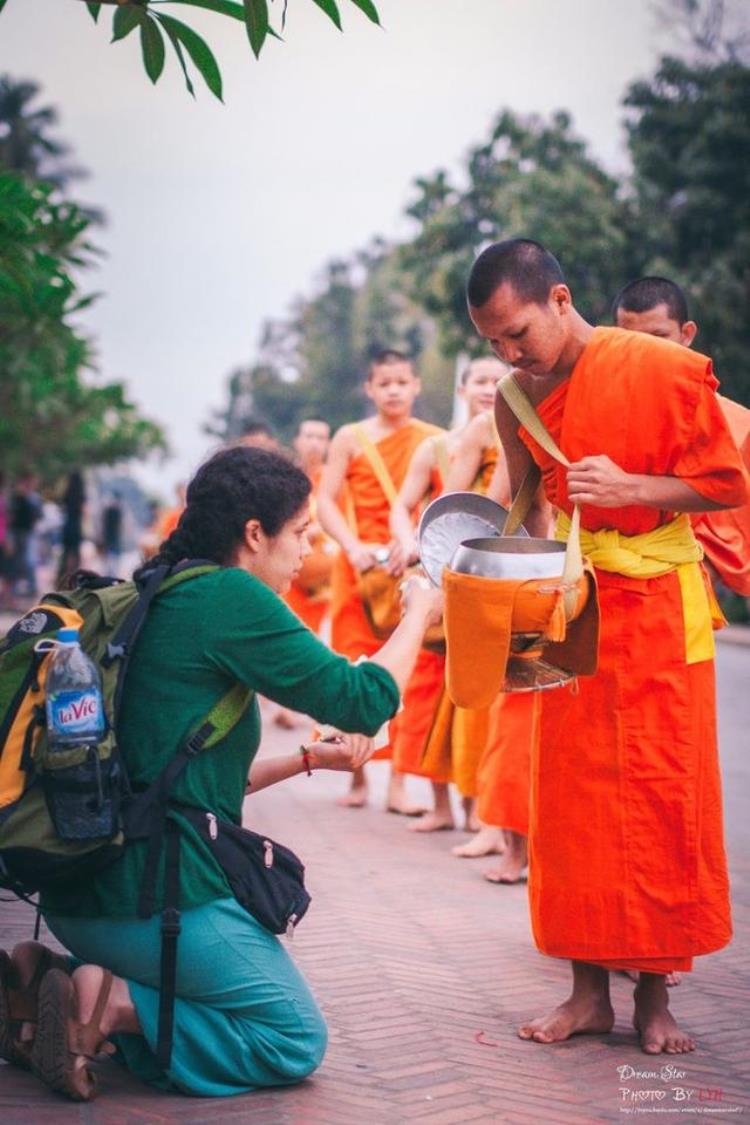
[443,375,599,709]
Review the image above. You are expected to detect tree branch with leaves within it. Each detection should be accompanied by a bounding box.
[0,0,380,100]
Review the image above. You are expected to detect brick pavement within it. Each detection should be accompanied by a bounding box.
[1,641,749,1123]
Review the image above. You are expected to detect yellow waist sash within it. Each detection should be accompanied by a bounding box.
[555,511,723,664]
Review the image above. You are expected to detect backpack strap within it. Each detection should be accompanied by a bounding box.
[125,679,253,1070]
[101,564,170,669]
[155,818,181,1070]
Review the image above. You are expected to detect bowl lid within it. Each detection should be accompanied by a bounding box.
[417,491,528,587]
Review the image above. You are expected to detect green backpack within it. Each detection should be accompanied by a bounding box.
[0,562,251,896]
[1,561,254,1069]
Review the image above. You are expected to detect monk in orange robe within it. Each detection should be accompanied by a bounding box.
[438,409,509,851]
[469,238,747,1055]
[613,276,750,598]
[284,418,336,636]
[317,350,442,813]
[390,359,506,832]
[461,459,552,878]
[614,278,750,986]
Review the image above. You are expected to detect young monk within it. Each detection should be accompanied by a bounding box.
[390,357,505,832]
[437,402,512,854]
[274,419,336,729]
[613,276,750,601]
[467,238,747,1054]
[317,351,443,812]
[285,418,335,636]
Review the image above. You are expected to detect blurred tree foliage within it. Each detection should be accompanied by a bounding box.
[211,43,748,441]
[624,55,750,401]
[399,110,637,359]
[0,172,166,480]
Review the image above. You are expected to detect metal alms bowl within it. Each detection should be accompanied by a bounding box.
[418,491,527,587]
[449,536,566,580]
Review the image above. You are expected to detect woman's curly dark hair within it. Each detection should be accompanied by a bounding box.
[136,446,311,577]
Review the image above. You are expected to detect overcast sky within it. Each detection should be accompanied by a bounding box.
[3,0,662,497]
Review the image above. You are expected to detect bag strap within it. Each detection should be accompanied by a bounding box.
[101,564,170,669]
[496,374,583,613]
[155,818,181,1070]
[130,679,253,1070]
[352,424,399,508]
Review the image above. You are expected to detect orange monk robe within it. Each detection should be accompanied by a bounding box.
[691,396,750,595]
[476,692,538,835]
[518,327,747,974]
[389,434,456,782]
[285,466,335,635]
[329,421,443,763]
[447,443,499,796]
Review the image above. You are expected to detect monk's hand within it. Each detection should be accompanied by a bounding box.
[400,573,444,628]
[386,538,413,577]
[306,733,375,771]
[347,541,379,572]
[566,455,635,508]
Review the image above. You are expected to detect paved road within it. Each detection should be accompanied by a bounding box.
[1,639,748,1123]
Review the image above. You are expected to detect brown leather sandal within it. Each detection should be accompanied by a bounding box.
[0,942,71,1069]
[30,967,116,1101]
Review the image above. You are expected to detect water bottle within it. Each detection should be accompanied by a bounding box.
[45,628,105,749]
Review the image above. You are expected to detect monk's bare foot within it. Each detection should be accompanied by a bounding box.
[386,772,426,817]
[336,787,368,808]
[461,797,481,832]
[519,994,615,1044]
[483,830,527,882]
[409,812,455,833]
[633,975,695,1055]
[519,961,613,1046]
[452,826,506,858]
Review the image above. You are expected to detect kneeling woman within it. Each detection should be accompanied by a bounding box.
[3,446,441,1100]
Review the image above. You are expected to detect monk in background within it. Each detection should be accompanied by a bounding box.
[438,394,511,855]
[285,418,335,636]
[317,350,442,813]
[390,358,505,832]
[468,238,746,1054]
[613,276,750,604]
[272,419,337,729]
[612,274,750,985]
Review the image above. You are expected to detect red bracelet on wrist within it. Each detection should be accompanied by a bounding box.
[299,745,313,777]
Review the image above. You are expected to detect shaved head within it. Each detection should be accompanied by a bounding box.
[467,238,565,310]
[611,276,689,326]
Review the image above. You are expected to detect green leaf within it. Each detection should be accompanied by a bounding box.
[158,19,195,97]
[140,16,166,83]
[112,5,142,42]
[347,0,380,24]
[154,0,244,19]
[244,0,268,58]
[311,0,341,30]
[86,2,102,22]
[0,0,9,13]
[157,13,222,100]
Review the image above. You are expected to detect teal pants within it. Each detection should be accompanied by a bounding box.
[46,897,327,1097]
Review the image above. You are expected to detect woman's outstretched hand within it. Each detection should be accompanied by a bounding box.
[306,733,376,772]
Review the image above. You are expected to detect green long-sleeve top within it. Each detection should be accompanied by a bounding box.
[41,567,400,919]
